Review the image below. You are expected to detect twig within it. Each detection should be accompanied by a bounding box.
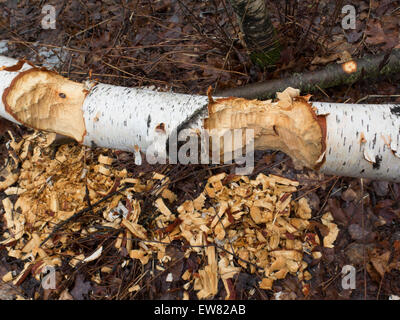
[356,94,400,104]
[66,16,119,47]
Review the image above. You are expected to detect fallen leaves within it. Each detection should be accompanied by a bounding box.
[365,19,400,50]
[311,51,352,65]
[70,274,92,300]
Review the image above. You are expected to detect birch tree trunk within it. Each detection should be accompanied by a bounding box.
[0,55,399,182]
[228,0,280,67]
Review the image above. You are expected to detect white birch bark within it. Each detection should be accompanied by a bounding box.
[314,102,400,181]
[0,55,399,182]
[0,55,209,161]
[0,56,33,123]
[82,83,208,157]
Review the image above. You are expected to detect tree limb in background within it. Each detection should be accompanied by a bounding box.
[216,49,400,99]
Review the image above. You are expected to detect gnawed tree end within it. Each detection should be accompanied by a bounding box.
[205,88,326,170]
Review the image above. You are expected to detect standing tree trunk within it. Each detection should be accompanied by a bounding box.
[1,55,400,182]
[228,0,280,67]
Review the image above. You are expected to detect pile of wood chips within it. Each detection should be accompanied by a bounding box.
[0,131,339,299]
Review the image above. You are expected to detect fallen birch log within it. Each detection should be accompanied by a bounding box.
[0,55,399,182]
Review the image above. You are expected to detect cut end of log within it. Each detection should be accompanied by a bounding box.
[342,60,357,74]
[2,67,87,142]
[204,87,327,169]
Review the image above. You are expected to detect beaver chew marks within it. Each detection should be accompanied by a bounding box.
[2,68,86,142]
[204,87,326,169]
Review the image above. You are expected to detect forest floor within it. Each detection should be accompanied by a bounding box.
[0,0,400,300]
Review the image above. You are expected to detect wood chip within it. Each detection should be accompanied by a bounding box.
[98,154,113,165]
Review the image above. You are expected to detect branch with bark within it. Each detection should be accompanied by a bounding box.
[216,49,400,99]
[0,55,399,182]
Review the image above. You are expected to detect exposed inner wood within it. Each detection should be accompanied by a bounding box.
[204,88,327,169]
[2,68,87,142]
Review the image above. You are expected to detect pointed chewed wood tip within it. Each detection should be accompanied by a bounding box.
[303,93,313,102]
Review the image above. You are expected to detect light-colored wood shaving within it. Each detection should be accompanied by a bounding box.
[321,212,339,248]
[161,188,177,203]
[0,131,339,299]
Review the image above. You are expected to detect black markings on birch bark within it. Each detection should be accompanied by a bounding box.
[313,102,400,182]
[147,114,151,135]
[166,103,209,158]
[373,155,382,170]
[156,123,165,133]
[90,141,98,148]
[78,82,209,155]
[391,106,400,116]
